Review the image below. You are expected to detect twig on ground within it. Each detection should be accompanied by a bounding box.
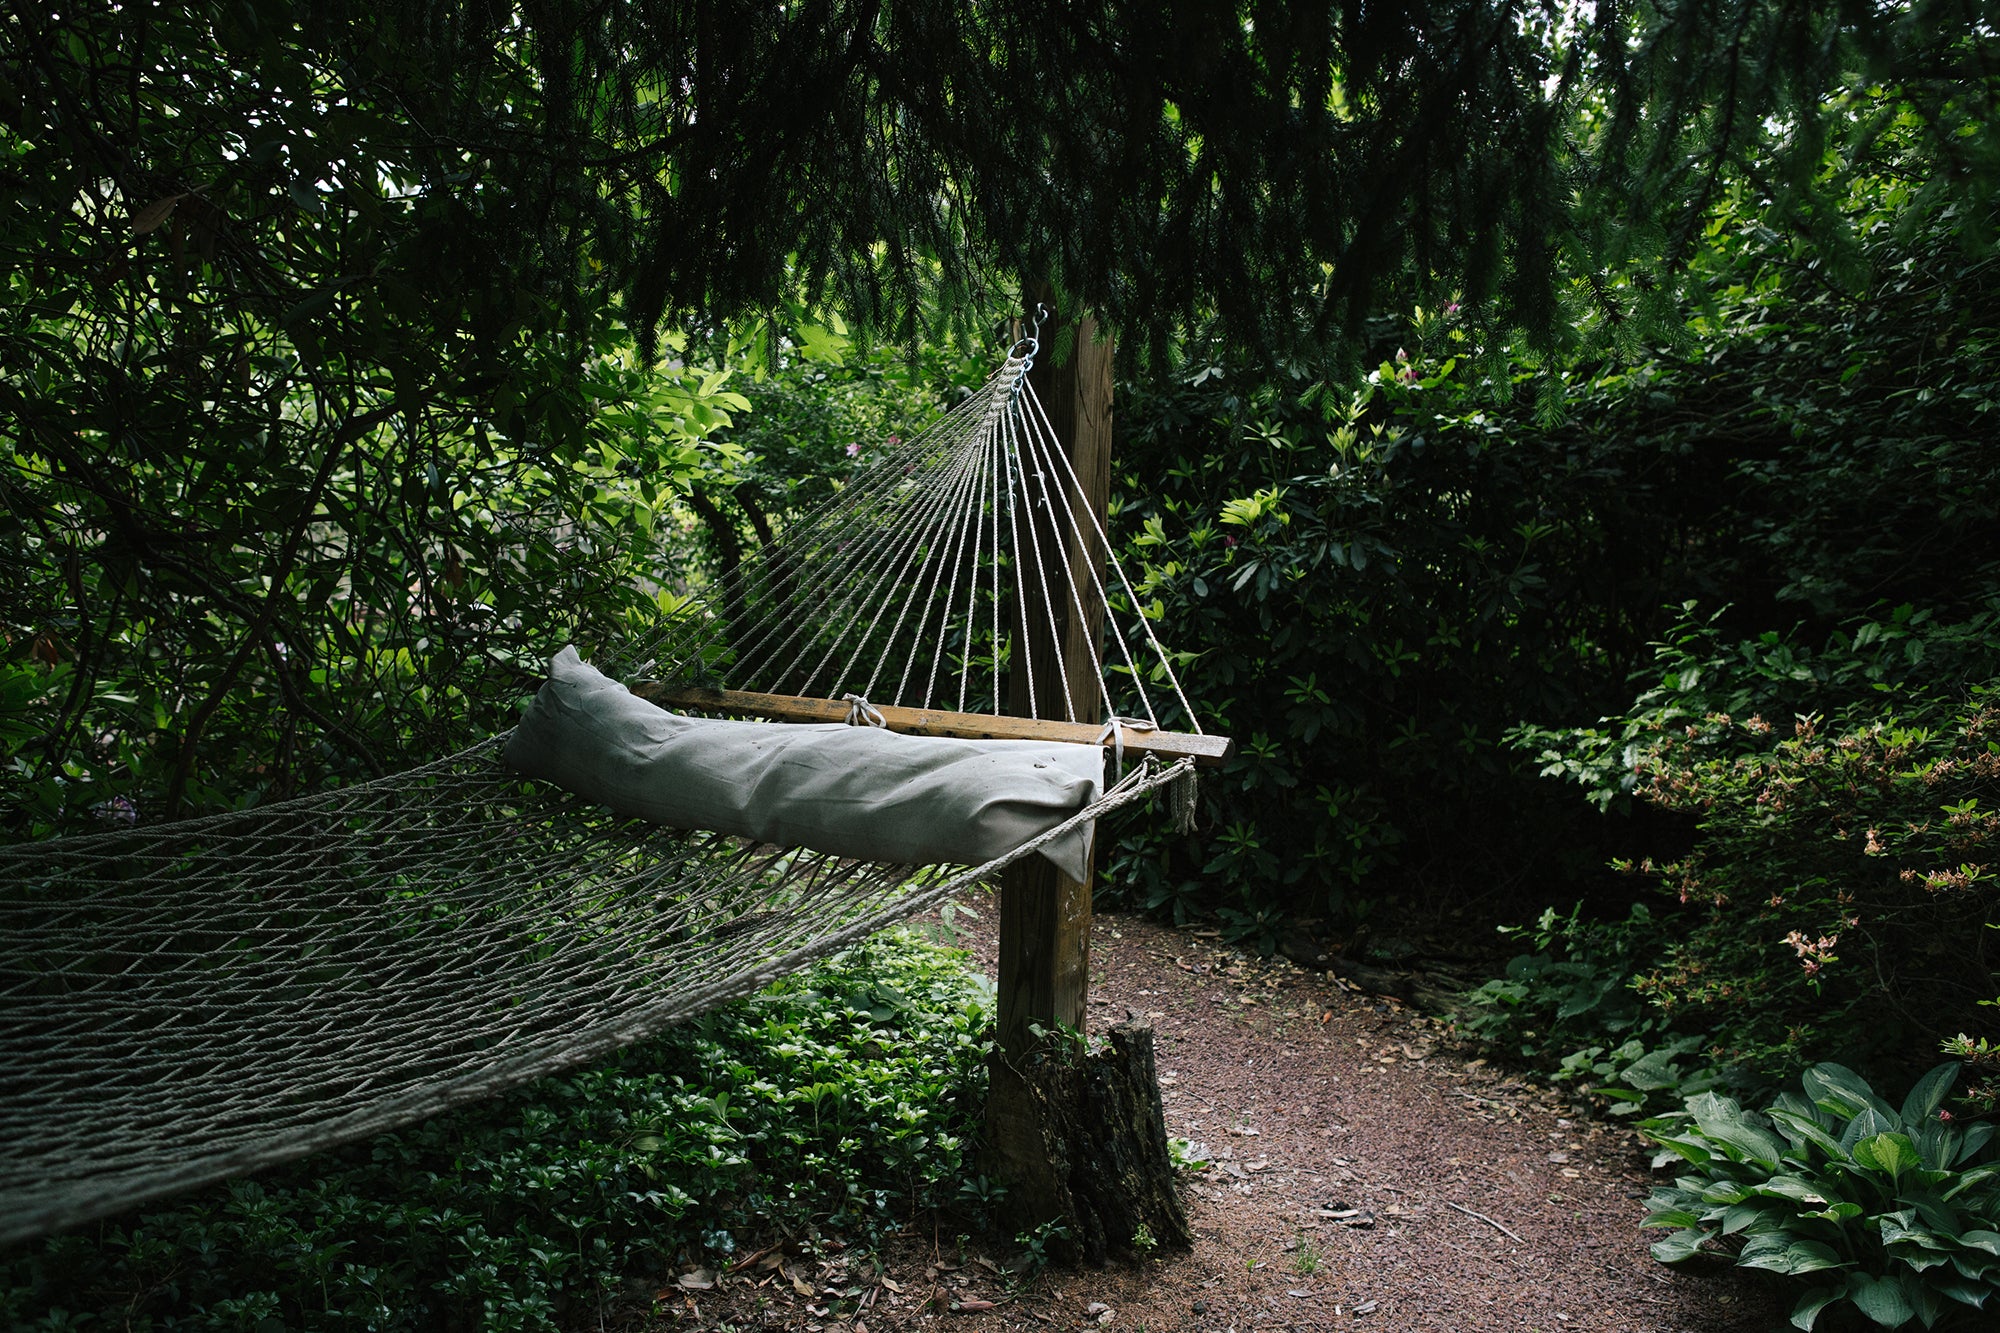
[1447,1201,1525,1243]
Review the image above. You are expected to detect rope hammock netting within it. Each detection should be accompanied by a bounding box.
[0,340,1217,1247]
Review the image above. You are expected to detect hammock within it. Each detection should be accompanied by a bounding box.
[0,339,1221,1247]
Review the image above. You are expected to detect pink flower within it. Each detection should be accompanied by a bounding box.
[844,442,861,458]
[886,435,901,446]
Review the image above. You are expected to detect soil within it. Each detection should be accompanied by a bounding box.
[642,894,1785,1333]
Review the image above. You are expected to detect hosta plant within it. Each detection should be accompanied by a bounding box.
[1642,1063,2000,1330]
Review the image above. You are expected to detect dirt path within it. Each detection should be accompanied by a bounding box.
[652,899,1784,1332]
[955,903,1783,1332]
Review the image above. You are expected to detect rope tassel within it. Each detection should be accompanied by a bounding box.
[1170,765,1199,834]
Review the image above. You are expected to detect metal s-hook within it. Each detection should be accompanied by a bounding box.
[1007,303,1050,366]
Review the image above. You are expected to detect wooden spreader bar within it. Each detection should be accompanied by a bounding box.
[631,683,1235,768]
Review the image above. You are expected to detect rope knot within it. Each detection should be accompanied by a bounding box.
[842,693,887,728]
[1094,715,1157,780]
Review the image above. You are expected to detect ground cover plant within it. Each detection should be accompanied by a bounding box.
[1642,1062,2000,1330]
[0,929,993,1332]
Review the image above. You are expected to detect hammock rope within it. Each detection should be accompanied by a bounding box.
[0,347,1207,1247]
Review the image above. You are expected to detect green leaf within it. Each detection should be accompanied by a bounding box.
[1618,1047,1684,1091]
[1852,1133,1923,1182]
[1807,1064,1898,1124]
[1942,1165,2000,1201]
[1686,1092,1786,1167]
[1903,1274,1945,1330]
[1952,1229,2000,1258]
[1790,1285,1844,1331]
[1739,1232,1846,1275]
[1956,1122,1995,1165]
[1753,1174,1834,1204]
[1771,1106,1850,1161]
[1641,1207,1703,1229]
[1843,1107,1899,1154]
[1649,1227,1709,1264]
[1899,1064,1959,1125]
[1928,1274,1993,1308]
[1846,1271,1915,1328]
[1645,1133,1715,1167]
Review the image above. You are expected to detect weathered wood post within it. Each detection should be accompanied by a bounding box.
[983,295,1190,1262]
[996,298,1114,1055]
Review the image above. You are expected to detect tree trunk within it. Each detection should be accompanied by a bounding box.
[988,1022,1192,1264]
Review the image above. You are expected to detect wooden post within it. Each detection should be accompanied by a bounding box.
[995,297,1113,1056]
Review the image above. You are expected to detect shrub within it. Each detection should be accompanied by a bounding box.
[1642,1062,2000,1331]
[1511,605,2000,1092]
[0,928,992,1331]
[1460,902,1726,1117]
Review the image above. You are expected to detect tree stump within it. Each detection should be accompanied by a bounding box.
[984,1020,1192,1264]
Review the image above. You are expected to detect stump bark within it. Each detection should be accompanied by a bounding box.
[984,1021,1192,1264]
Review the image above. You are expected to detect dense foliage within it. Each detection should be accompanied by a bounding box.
[1102,91,2000,1044]
[1,930,992,1331]
[7,1,2000,1320]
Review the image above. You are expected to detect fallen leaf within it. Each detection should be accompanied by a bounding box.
[1287,1289,1314,1299]
[677,1268,715,1290]
[728,1245,779,1274]
[791,1273,814,1297]
[954,1298,996,1312]
[880,1277,903,1293]
[1086,1303,1110,1316]
[1354,1299,1379,1314]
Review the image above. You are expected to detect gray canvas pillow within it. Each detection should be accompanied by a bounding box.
[504,647,1102,877]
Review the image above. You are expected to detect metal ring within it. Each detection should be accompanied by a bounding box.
[1008,335,1039,361]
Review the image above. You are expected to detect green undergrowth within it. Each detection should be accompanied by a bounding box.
[1,928,993,1332]
[1459,901,1734,1122]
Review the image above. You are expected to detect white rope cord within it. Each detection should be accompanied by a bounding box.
[681,362,1008,694]
[803,408,995,695]
[933,407,994,713]
[1023,380,1198,730]
[881,426,991,707]
[1010,379,1107,724]
[992,390,1072,716]
[844,418,994,703]
[730,412,987,699]
[987,408,1007,714]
